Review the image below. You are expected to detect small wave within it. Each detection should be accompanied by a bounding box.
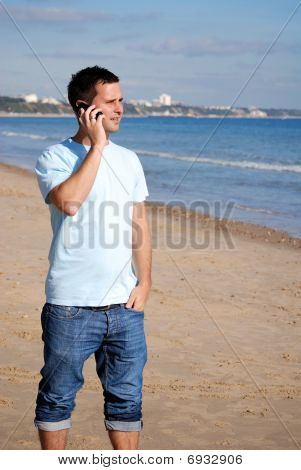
[1,131,48,140]
[233,203,276,215]
[135,149,301,174]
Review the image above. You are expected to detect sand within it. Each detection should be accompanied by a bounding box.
[0,162,300,450]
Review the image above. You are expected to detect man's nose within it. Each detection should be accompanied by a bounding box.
[115,102,123,114]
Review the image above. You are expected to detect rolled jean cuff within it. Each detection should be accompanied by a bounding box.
[34,418,71,431]
[104,419,143,432]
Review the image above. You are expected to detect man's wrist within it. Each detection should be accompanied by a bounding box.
[138,279,152,289]
[91,143,105,154]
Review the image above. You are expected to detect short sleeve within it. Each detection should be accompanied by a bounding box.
[35,149,72,204]
[132,153,149,203]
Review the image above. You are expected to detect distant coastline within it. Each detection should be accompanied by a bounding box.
[0,112,301,119]
[1,95,301,119]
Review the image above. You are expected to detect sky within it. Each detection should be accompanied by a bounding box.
[0,0,300,108]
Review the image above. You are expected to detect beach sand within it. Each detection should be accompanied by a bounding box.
[0,162,300,450]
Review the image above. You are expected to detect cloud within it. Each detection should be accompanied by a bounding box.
[34,51,119,60]
[0,6,159,25]
[121,11,160,22]
[0,6,115,23]
[129,37,299,57]
[102,33,140,44]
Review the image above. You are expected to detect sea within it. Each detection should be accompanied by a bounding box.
[0,116,300,238]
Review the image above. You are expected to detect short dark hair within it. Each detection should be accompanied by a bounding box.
[67,65,119,114]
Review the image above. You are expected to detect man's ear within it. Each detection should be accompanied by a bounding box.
[75,100,88,109]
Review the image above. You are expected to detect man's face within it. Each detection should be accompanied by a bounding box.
[91,81,123,134]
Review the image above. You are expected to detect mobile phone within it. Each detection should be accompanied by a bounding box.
[76,102,103,119]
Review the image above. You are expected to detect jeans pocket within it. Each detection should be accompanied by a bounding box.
[45,303,81,320]
[125,307,144,315]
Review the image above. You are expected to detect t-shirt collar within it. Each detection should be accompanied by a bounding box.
[67,137,112,152]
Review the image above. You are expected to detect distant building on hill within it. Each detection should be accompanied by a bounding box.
[22,93,38,103]
[130,93,172,107]
[129,99,152,107]
[159,93,171,106]
[41,96,60,105]
[248,106,268,118]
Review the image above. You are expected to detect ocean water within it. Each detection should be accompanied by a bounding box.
[0,116,300,238]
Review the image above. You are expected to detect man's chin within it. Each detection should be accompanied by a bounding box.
[108,124,120,133]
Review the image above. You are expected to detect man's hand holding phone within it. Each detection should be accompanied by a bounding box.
[77,103,107,150]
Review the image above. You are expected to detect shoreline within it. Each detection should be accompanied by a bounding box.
[1,161,300,248]
[1,113,301,120]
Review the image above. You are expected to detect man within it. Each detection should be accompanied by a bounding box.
[34,66,152,450]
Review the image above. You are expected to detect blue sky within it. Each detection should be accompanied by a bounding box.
[0,0,300,108]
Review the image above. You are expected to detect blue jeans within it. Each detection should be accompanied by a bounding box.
[34,303,147,432]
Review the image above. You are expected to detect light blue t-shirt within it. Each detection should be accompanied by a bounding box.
[35,137,149,306]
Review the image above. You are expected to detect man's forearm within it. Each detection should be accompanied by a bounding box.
[50,144,105,215]
[132,204,152,286]
[132,241,152,286]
